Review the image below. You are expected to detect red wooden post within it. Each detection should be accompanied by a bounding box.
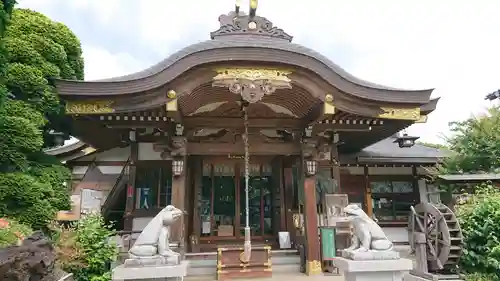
[303,177,322,275]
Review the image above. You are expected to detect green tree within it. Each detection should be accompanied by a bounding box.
[416,141,449,150]
[0,0,16,105]
[0,7,84,229]
[456,184,500,280]
[443,106,500,173]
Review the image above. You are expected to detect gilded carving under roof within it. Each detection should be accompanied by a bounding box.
[65,100,114,115]
[212,68,292,104]
[378,107,421,121]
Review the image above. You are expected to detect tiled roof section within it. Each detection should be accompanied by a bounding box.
[44,141,86,155]
[438,174,500,181]
[354,137,451,163]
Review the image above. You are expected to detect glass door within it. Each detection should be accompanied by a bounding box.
[239,163,273,237]
[199,160,275,239]
[200,162,237,238]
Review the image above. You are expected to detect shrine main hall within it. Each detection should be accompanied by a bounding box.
[50,5,446,276]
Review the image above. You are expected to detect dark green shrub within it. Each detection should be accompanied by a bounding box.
[456,183,500,279]
[53,214,118,281]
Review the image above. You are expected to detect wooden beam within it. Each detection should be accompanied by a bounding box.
[67,160,127,166]
[184,117,304,129]
[188,142,300,155]
[312,123,373,134]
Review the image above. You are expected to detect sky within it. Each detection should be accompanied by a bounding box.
[17,0,499,144]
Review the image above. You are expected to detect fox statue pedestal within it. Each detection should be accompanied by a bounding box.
[335,257,413,281]
[112,205,189,281]
[334,204,413,281]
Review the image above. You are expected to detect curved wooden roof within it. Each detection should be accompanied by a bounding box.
[54,11,434,104]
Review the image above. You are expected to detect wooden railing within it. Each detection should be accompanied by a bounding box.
[101,158,131,216]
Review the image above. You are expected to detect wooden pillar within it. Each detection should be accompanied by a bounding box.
[124,141,138,231]
[303,176,321,275]
[364,166,373,218]
[191,157,202,252]
[170,136,187,246]
[301,138,322,276]
[330,143,342,196]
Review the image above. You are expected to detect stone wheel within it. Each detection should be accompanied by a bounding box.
[407,202,463,271]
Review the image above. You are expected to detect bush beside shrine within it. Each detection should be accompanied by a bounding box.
[52,213,119,281]
[0,217,33,247]
[456,183,500,281]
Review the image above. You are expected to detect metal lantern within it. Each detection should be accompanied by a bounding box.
[172,159,184,176]
[49,130,65,146]
[394,133,419,148]
[305,160,317,176]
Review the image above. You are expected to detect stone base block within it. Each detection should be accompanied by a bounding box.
[112,260,189,281]
[124,255,180,267]
[404,273,464,281]
[334,257,412,281]
[342,249,400,260]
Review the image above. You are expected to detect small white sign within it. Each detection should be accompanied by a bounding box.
[202,221,211,234]
[278,231,291,249]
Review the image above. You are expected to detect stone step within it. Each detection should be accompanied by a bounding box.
[187,255,300,276]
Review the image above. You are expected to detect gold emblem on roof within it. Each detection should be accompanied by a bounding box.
[378,107,421,121]
[65,100,114,115]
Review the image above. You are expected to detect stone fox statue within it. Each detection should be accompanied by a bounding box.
[344,204,393,252]
[129,205,185,258]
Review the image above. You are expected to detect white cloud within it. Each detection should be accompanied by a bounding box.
[16,0,500,144]
[82,45,144,80]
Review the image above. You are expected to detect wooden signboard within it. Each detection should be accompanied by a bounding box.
[216,246,272,280]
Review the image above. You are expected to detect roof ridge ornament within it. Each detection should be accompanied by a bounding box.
[210,11,293,42]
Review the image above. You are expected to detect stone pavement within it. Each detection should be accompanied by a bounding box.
[185,273,345,281]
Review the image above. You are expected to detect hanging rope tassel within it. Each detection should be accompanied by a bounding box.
[240,105,252,263]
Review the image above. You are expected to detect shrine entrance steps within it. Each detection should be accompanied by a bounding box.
[186,249,300,279]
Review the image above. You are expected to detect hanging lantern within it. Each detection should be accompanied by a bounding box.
[394,133,419,148]
[172,159,184,176]
[305,160,317,176]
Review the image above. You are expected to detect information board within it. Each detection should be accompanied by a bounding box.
[320,227,336,260]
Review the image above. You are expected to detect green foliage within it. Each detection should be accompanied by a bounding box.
[456,183,500,278]
[2,8,84,148]
[53,214,118,281]
[416,141,449,150]
[464,272,499,281]
[0,6,82,231]
[0,172,62,229]
[0,217,32,247]
[444,106,500,173]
